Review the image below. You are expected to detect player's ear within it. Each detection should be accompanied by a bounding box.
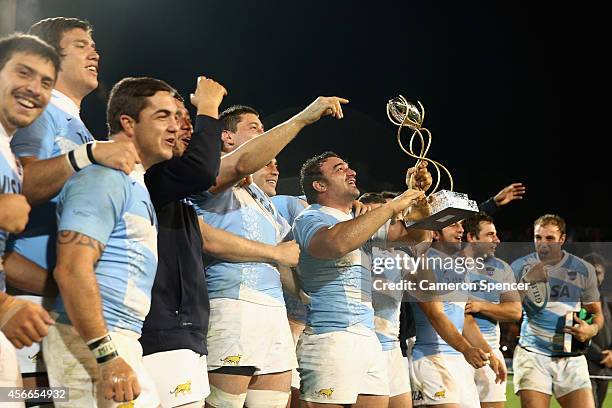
[221,130,234,151]
[313,180,326,193]
[119,114,136,137]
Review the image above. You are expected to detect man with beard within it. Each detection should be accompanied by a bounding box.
[511,214,602,408]
[462,212,521,408]
[410,221,505,408]
[292,152,429,407]
[192,98,348,408]
[5,18,139,388]
[141,77,300,408]
[0,34,59,404]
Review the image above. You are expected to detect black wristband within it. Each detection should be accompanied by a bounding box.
[87,334,119,364]
[86,142,98,165]
[67,150,80,172]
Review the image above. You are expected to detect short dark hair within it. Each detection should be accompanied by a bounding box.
[0,33,60,76]
[358,192,387,205]
[463,211,494,238]
[219,105,259,132]
[534,214,566,235]
[106,77,176,135]
[300,151,340,204]
[28,17,92,55]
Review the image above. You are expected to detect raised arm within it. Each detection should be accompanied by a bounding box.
[211,96,348,193]
[307,189,424,259]
[146,76,225,207]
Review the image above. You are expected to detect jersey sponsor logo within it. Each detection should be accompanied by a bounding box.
[412,390,423,400]
[170,380,192,397]
[551,284,570,299]
[0,175,19,193]
[568,270,577,281]
[434,389,446,399]
[220,354,242,365]
[316,388,334,398]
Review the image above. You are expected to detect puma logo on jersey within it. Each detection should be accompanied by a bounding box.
[170,380,192,397]
[316,388,334,398]
[220,354,242,365]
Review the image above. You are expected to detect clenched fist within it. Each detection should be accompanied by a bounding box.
[190,75,228,118]
[0,193,30,233]
[0,295,54,348]
[273,240,301,267]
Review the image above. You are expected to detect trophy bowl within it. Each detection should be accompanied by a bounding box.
[387,96,422,129]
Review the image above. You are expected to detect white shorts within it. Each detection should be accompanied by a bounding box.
[297,329,389,404]
[410,353,479,407]
[513,345,591,398]
[471,347,506,402]
[42,322,160,407]
[206,298,297,375]
[288,318,305,390]
[143,349,210,407]
[384,347,411,397]
[14,295,53,374]
[0,332,24,407]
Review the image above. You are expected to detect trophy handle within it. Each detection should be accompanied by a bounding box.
[397,126,454,195]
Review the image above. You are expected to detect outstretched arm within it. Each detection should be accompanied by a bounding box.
[212,96,348,193]
[307,190,424,259]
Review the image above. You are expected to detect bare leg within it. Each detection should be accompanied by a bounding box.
[557,388,595,408]
[518,390,551,408]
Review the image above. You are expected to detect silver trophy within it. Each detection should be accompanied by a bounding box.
[386,95,478,230]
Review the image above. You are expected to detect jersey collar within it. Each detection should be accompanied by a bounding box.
[51,89,80,118]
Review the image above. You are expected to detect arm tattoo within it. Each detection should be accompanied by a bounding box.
[57,231,105,255]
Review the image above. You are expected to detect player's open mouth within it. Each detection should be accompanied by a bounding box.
[85,64,98,75]
[15,94,40,110]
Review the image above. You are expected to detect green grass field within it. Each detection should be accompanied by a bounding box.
[505,375,612,408]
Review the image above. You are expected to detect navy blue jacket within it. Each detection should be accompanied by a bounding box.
[140,115,222,356]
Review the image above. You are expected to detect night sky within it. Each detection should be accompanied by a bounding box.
[12,0,609,238]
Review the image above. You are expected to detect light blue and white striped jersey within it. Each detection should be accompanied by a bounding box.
[10,90,94,270]
[0,124,23,291]
[54,165,158,334]
[413,247,468,360]
[511,251,599,356]
[191,183,290,306]
[292,204,388,336]
[467,255,515,348]
[271,194,308,322]
[371,247,406,351]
